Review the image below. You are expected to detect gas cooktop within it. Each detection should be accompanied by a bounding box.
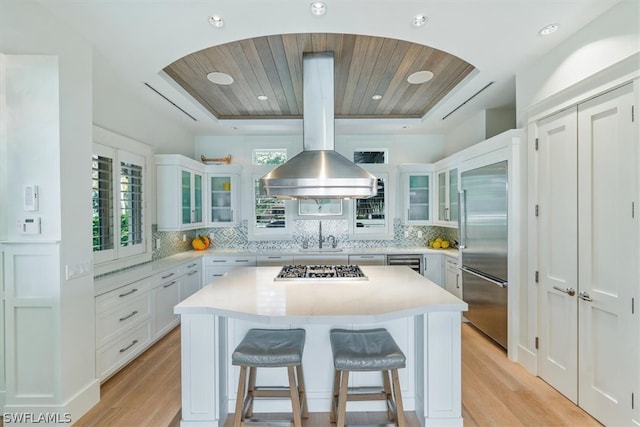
[274,265,368,281]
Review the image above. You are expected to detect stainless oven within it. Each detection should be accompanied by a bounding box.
[386,254,423,275]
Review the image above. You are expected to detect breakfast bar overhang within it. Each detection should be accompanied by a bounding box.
[174,265,468,427]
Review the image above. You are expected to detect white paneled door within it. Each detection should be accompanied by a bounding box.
[577,83,637,426]
[536,107,579,403]
[536,82,638,426]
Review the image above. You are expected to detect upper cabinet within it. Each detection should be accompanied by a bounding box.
[398,164,434,225]
[435,165,459,227]
[156,155,205,231]
[206,165,242,227]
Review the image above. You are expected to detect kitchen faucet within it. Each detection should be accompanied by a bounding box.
[318,221,337,249]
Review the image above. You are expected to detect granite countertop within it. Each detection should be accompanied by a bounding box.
[174,265,467,324]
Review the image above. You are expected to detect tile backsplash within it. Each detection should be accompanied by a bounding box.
[153,219,458,260]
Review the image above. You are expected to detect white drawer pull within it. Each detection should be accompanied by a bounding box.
[119,311,139,322]
[118,288,138,298]
[119,339,139,353]
[163,281,177,288]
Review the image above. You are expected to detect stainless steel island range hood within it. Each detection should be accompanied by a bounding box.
[259,52,377,199]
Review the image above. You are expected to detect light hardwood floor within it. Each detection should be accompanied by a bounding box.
[72,324,601,427]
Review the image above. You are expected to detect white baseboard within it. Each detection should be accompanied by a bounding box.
[2,379,99,426]
[517,344,537,375]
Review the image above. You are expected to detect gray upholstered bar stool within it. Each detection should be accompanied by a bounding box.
[329,328,407,427]
[232,328,308,427]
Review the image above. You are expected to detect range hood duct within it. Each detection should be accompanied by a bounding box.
[259,52,377,199]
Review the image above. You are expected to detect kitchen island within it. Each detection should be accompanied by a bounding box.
[174,265,467,427]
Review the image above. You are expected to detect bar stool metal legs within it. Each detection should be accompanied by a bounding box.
[329,328,407,427]
[232,328,308,427]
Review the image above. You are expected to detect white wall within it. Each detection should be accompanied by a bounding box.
[92,51,195,156]
[516,0,640,120]
[0,0,99,419]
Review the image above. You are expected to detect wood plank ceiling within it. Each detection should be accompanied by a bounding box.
[164,33,475,120]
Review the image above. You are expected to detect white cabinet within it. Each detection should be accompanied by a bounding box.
[435,166,459,227]
[348,254,386,265]
[156,155,205,231]
[399,164,434,225]
[293,254,349,265]
[204,255,257,284]
[94,256,203,381]
[206,165,242,227]
[95,277,153,380]
[180,261,202,301]
[152,270,181,338]
[257,255,294,266]
[423,254,443,286]
[444,256,461,299]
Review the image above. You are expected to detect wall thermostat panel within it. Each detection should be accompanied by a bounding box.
[24,185,39,211]
[17,216,41,234]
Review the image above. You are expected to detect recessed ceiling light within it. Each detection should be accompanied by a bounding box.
[206,72,233,85]
[310,2,326,16]
[412,14,427,27]
[208,15,224,28]
[372,95,382,100]
[257,95,268,101]
[539,23,559,36]
[407,70,434,84]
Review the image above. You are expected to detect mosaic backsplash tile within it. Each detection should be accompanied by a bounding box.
[153,219,459,260]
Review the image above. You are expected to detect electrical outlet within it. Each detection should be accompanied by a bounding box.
[417,230,423,238]
[404,231,409,237]
[156,238,161,249]
[182,234,187,242]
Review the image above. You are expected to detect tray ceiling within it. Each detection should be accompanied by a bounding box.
[163,33,475,120]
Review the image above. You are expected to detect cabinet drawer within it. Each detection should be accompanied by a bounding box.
[348,254,386,265]
[257,255,294,266]
[204,266,236,284]
[97,320,152,380]
[204,256,257,266]
[176,260,201,276]
[96,278,152,314]
[153,269,181,287]
[96,293,152,348]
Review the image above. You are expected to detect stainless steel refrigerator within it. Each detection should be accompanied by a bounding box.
[459,160,508,349]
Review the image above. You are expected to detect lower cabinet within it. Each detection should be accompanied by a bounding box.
[95,257,203,381]
[444,256,462,299]
[423,254,443,286]
[153,274,180,338]
[204,255,257,284]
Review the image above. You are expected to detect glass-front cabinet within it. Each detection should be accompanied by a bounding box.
[399,164,434,225]
[436,166,459,227]
[181,169,203,226]
[156,154,205,231]
[206,165,241,227]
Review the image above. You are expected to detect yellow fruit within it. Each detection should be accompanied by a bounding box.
[191,235,210,250]
[441,240,450,249]
[435,237,443,243]
[432,241,442,249]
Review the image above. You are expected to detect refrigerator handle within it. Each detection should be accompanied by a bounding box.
[458,190,466,249]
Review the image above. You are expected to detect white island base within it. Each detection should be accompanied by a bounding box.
[175,266,467,426]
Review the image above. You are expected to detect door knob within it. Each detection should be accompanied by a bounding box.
[578,291,593,302]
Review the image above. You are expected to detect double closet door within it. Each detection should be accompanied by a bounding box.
[536,82,638,426]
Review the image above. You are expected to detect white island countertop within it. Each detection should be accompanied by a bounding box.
[175,265,467,324]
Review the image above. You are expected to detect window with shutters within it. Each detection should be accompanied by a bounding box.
[92,126,152,273]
